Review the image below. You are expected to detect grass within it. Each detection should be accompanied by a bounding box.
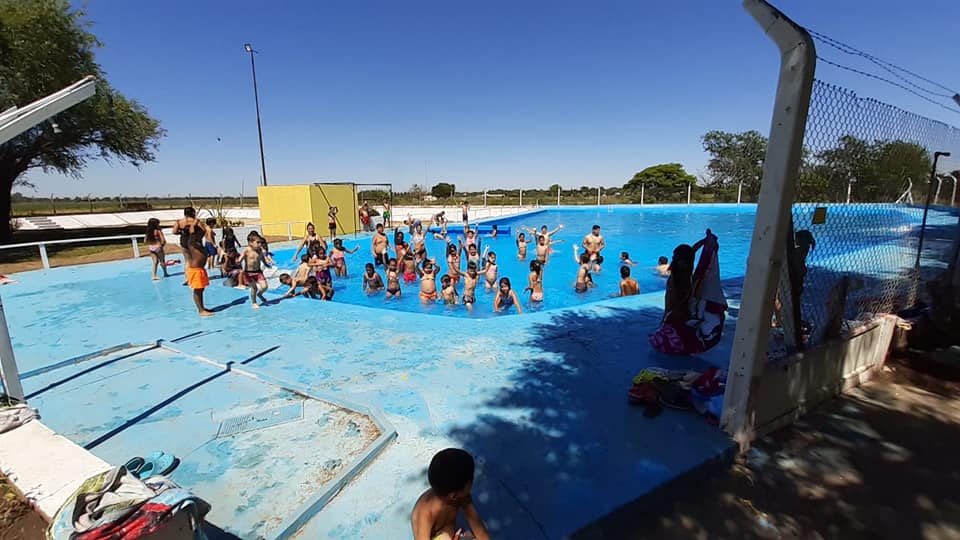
[12,197,248,217]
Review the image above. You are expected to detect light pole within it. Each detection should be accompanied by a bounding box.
[846,177,856,204]
[916,151,951,268]
[244,43,268,186]
[933,175,943,206]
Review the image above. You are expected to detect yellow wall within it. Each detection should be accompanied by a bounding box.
[311,184,358,236]
[257,184,358,238]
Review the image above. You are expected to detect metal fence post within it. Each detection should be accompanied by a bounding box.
[38,243,50,269]
[287,222,293,241]
[0,294,24,402]
[722,0,816,448]
[131,237,141,258]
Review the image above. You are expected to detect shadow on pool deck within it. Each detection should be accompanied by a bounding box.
[437,303,736,538]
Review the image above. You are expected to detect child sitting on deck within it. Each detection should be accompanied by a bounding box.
[411,448,490,540]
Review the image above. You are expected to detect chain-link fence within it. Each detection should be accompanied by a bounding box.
[773,79,960,353]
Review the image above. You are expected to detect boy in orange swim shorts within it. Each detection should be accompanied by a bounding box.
[186,236,214,317]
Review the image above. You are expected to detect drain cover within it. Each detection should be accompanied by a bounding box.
[217,401,304,438]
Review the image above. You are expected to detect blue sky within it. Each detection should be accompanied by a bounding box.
[23,0,960,197]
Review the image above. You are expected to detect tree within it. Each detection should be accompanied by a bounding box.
[408,184,426,204]
[0,1,164,241]
[548,183,561,194]
[702,130,767,198]
[622,163,695,203]
[806,136,930,203]
[430,182,456,198]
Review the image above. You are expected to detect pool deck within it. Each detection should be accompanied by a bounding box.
[2,244,737,538]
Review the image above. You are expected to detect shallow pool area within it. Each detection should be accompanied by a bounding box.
[4,203,956,538]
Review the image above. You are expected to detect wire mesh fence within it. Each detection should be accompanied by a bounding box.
[772,79,960,354]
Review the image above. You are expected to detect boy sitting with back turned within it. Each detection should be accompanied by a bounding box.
[412,448,490,540]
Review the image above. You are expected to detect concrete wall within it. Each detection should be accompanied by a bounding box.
[257,185,314,237]
[312,184,358,236]
[750,315,897,435]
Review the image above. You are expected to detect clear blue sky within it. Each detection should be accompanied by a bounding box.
[23,0,960,197]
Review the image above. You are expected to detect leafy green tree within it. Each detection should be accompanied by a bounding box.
[623,163,695,203]
[430,182,455,198]
[0,0,163,241]
[806,136,929,202]
[702,130,767,197]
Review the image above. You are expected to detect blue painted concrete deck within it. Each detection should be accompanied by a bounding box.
[5,248,736,538]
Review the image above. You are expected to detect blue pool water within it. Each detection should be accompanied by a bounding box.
[267,206,758,318]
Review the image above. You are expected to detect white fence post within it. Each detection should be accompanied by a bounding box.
[519,190,523,208]
[286,223,293,241]
[597,187,601,206]
[131,237,141,258]
[0,294,24,402]
[722,0,816,448]
[737,180,743,205]
[641,184,645,205]
[557,187,561,207]
[687,183,692,205]
[38,244,50,269]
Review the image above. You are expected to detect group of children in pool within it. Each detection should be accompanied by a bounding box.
[145,208,671,317]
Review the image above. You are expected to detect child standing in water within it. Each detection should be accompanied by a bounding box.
[462,262,479,311]
[524,260,544,303]
[419,259,440,303]
[331,238,359,277]
[573,246,595,293]
[144,218,169,281]
[618,265,640,296]
[362,262,385,293]
[411,448,490,540]
[534,235,550,266]
[493,277,523,314]
[402,252,419,284]
[440,275,459,305]
[445,242,461,286]
[386,258,402,298]
[327,206,339,239]
[620,252,637,266]
[516,232,528,261]
[241,231,271,309]
[481,251,498,290]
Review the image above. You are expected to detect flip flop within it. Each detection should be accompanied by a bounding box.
[123,457,145,474]
[135,451,179,479]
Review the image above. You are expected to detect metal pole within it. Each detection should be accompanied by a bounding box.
[519,189,523,208]
[557,186,561,206]
[0,295,24,402]
[916,152,950,268]
[597,186,601,207]
[737,180,743,205]
[246,44,268,186]
[846,179,853,204]
[483,190,487,207]
[687,183,692,205]
[131,237,140,258]
[934,176,942,206]
[38,244,50,269]
[947,173,958,207]
[641,183,644,205]
[723,0,816,447]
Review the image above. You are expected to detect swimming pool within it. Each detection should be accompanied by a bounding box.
[268,206,758,318]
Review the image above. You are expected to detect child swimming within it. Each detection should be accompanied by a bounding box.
[524,260,544,302]
[362,262,385,293]
[385,258,402,298]
[411,448,490,540]
[419,258,440,303]
[241,231,271,309]
[440,275,459,305]
[618,265,640,296]
[620,251,637,266]
[332,238,359,277]
[481,251,498,290]
[655,256,670,277]
[493,277,523,314]
[516,232,528,261]
[462,262,479,311]
[144,218,169,281]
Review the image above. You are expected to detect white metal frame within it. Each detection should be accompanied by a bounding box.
[721,0,816,448]
[0,77,97,402]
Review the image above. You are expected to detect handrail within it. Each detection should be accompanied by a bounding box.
[0,234,144,250]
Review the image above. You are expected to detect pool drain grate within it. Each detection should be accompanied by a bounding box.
[217,401,304,438]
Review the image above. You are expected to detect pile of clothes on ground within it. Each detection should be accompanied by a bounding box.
[627,366,726,425]
[48,466,210,540]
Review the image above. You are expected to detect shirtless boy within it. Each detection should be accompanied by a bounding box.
[573,246,595,293]
[185,231,214,317]
[172,207,204,285]
[241,231,270,309]
[655,256,671,277]
[462,262,479,311]
[411,448,490,540]
[619,265,640,296]
[372,223,391,267]
[534,235,550,266]
[582,224,606,270]
[420,259,440,303]
[440,275,459,305]
[385,258,402,298]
